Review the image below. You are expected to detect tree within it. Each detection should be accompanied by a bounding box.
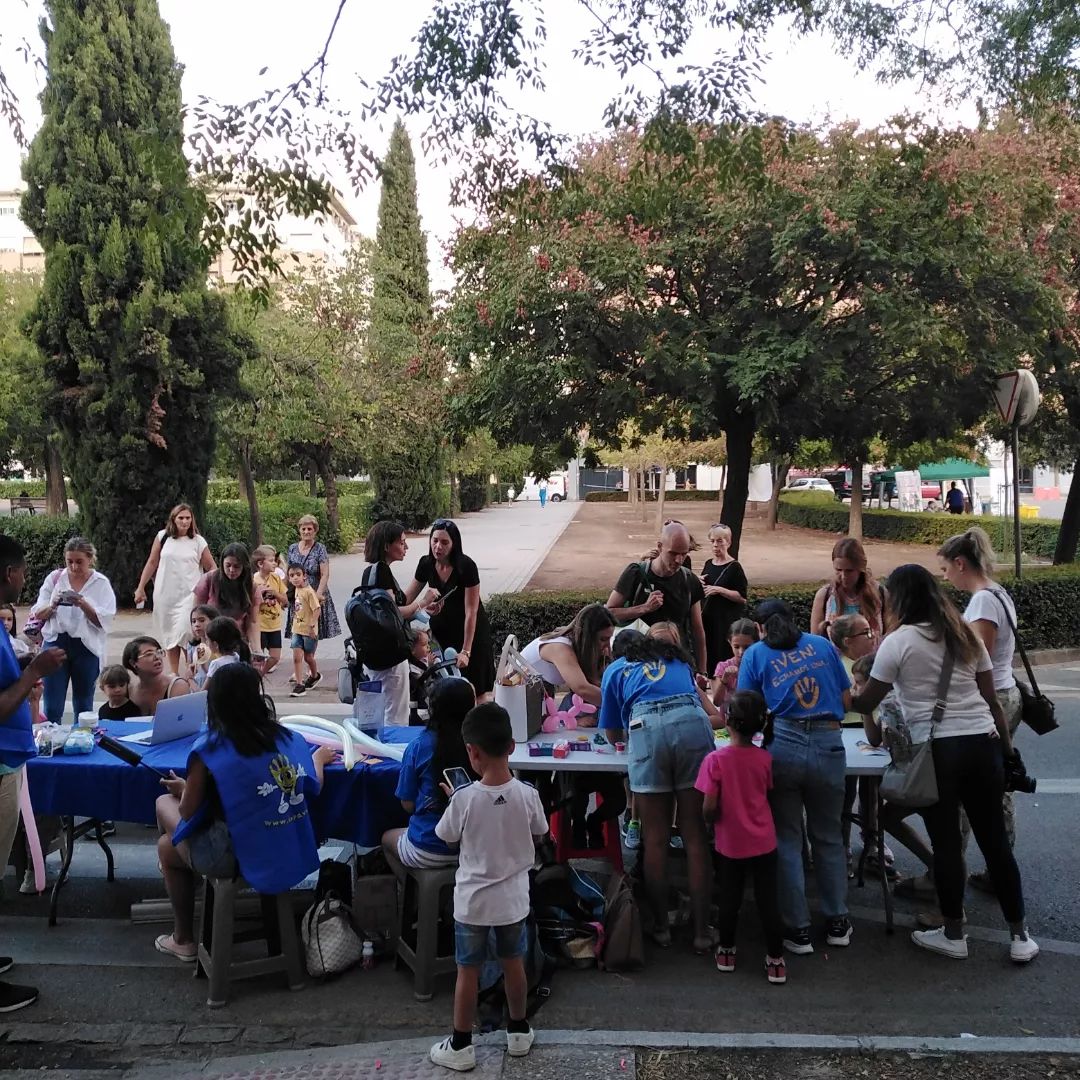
[20,0,247,597]
[368,121,447,529]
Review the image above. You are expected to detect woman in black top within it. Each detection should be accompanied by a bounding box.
[405,519,495,701]
[700,523,748,672]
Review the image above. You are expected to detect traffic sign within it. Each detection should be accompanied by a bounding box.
[994,370,1040,427]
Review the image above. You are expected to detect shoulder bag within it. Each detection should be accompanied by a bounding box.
[879,648,954,808]
[988,589,1058,735]
[301,890,363,978]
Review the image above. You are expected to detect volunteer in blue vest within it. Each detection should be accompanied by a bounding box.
[737,598,853,956]
[0,536,66,1011]
[153,662,335,961]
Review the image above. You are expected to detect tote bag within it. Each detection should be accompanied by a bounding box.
[492,634,544,743]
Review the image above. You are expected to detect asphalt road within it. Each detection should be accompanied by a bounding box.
[2,663,1078,1070]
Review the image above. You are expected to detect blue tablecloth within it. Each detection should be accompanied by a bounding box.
[26,722,425,849]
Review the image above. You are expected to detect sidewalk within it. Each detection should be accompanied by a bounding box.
[102,500,580,674]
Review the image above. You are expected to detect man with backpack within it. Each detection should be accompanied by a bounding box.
[605,521,707,674]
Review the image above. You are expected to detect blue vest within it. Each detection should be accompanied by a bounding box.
[175,728,320,894]
[0,631,33,769]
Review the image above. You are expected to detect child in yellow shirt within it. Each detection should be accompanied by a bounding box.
[288,563,322,697]
[253,545,287,674]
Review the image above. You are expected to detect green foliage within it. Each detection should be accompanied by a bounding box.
[487,568,1080,653]
[777,495,1061,561]
[202,495,366,559]
[0,274,49,475]
[459,472,490,513]
[20,0,247,599]
[367,434,451,530]
[0,515,82,603]
[0,480,47,498]
[205,478,371,502]
[585,489,723,503]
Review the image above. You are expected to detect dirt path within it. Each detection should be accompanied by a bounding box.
[526,502,947,591]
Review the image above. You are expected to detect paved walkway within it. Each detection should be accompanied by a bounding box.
[101,500,579,679]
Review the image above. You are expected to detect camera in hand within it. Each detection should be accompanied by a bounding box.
[1004,748,1036,794]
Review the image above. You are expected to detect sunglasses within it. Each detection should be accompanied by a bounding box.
[432,520,453,530]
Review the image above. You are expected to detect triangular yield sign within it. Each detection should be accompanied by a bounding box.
[994,372,1021,425]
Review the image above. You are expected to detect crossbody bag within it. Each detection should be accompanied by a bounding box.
[879,647,954,808]
[987,589,1058,735]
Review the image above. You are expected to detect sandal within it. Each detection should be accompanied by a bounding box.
[648,927,673,948]
[155,934,197,962]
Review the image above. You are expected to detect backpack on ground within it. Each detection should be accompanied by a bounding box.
[344,564,411,672]
[601,872,644,972]
[476,916,556,1032]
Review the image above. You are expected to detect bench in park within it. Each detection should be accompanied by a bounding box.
[10,496,48,516]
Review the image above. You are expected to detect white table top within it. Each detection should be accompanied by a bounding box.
[508,727,889,777]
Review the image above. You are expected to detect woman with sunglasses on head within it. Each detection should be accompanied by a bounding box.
[405,518,495,702]
[123,635,191,715]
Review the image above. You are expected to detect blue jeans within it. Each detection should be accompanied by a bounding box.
[43,633,100,725]
[768,719,848,929]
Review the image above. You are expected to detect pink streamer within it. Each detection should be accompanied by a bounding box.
[17,771,45,895]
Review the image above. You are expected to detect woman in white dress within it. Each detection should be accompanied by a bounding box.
[135,504,216,674]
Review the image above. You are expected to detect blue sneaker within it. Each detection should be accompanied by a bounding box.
[622,819,641,850]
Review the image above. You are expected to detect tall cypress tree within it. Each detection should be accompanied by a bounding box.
[368,121,446,528]
[21,0,245,597]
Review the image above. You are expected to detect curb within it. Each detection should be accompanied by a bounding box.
[136,1029,1080,1078]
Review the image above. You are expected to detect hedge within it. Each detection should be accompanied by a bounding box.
[777,493,1062,561]
[205,478,371,502]
[0,496,367,605]
[486,568,1080,653]
[585,489,724,503]
[0,480,48,499]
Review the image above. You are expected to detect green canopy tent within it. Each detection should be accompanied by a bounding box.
[871,459,990,509]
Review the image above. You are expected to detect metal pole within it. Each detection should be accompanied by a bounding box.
[1012,422,1022,579]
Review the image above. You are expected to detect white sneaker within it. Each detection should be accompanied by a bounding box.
[911,927,968,959]
[1010,933,1040,964]
[19,870,46,896]
[506,1025,535,1057]
[429,1036,476,1072]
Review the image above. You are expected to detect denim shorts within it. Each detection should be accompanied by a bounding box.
[454,918,528,967]
[187,820,238,879]
[627,694,714,794]
[291,633,317,654]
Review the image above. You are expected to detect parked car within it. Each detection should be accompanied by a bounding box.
[782,477,835,494]
[516,473,568,502]
[822,469,873,501]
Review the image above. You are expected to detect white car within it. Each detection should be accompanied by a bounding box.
[516,473,567,502]
[783,477,835,494]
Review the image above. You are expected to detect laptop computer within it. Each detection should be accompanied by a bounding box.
[117,692,208,746]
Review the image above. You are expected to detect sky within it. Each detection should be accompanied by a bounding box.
[0,0,975,287]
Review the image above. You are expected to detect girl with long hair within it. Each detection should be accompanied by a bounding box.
[811,538,885,641]
[600,630,718,953]
[203,616,252,686]
[184,604,219,689]
[154,663,334,960]
[406,518,496,701]
[850,564,1037,964]
[135,503,216,674]
[381,678,477,869]
[193,543,261,659]
[737,598,853,956]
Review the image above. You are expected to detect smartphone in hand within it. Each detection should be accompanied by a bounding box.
[443,767,472,793]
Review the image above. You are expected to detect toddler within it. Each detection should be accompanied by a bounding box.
[97,664,141,721]
[695,690,786,985]
[287,564,321,698]
[252,545,287,675]
[430,703,548,1072]
[408,627,433,725]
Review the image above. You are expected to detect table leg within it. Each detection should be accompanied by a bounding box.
[872,779,894,933]
[48,817,77,928]
[93,821,116,882]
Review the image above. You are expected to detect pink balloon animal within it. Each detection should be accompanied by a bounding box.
[541,694,597,733]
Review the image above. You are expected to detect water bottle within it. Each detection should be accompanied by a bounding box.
[361,939,375,970]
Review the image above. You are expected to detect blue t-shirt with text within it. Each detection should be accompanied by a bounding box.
[395,728,454,856]
[599,655,700,729]
[737,633,849,721]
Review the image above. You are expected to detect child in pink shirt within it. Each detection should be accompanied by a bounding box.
[709,619,758,721]
[695,689,785,984]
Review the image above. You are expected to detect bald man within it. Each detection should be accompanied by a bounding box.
[606,522,707,673]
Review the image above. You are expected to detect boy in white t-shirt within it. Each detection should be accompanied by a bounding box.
[430,703,548,1072]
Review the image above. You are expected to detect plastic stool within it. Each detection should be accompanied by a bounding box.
[551,804,624,872]
[385,847,458,1001]
[194,877,306,1008]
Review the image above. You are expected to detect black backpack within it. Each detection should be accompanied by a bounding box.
[344,564,411,671]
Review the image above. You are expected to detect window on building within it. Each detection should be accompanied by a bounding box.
[1019,466,1034,494]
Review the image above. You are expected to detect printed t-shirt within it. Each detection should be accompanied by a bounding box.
[291,586,320,638]
[254,571,287,633]
[599,654,700,730]
[695,744,776,859]
[737,633,849,722]
[435,777,548,926]
[869,624,994,742]
[964,588,1017,691]
[395,728,455,855]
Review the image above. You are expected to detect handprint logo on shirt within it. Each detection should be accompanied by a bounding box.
[794,676,820,710]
